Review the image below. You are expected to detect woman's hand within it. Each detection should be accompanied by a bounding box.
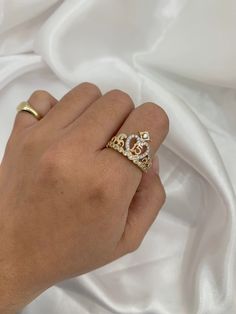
[0,83,169,313]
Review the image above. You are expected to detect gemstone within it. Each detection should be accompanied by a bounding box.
[140,131,150,141]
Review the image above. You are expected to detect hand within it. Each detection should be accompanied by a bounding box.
[0,83,169,313]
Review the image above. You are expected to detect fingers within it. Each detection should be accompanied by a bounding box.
[103,102,169,197]
[41,82,102,129]
[117,103,169,160]
[14,90,57,132]
[114,162,166,258]
[69,89,135,148]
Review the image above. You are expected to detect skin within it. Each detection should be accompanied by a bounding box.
[0,83,169,314]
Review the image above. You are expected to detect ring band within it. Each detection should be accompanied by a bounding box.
[17,101,42,120]
[106,131,152,172]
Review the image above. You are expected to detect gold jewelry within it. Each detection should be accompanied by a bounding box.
[17,101,42,120]
[106,131,152,172]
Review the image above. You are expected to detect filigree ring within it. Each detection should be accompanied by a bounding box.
[106,131,152,172]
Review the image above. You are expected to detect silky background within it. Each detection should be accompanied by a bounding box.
[0,1,236,313]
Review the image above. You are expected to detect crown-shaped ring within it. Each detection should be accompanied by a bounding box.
[106,131,152,172]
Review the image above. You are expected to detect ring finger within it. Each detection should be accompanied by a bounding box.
[103,102,169,198]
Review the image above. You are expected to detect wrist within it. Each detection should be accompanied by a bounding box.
[0,264,19,314]
[0,214,55,314]
[0,255,38,314]
[0,210,36,313]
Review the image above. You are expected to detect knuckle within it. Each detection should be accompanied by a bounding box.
[39,151,57,173]
[87,175,112,205]
[155,180,166,207]
[158,108,169,131]
[126,237,142,253]
[39,148,68,180]
[152,175,166,206]
[159,183,167,206]
[142,102,169,132]
[79,82,102,98]
[106,89,134,110]
[30,90,51,101]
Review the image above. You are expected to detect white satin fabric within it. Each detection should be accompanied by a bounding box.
[0,1,236,313]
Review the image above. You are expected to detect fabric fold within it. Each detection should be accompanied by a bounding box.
[0,1,235,313]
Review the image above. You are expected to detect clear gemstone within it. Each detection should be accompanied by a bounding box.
[140,131,150,141]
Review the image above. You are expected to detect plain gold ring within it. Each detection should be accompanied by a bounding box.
[17,101,42,121]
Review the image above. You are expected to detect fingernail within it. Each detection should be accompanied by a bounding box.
[152,155,159,174]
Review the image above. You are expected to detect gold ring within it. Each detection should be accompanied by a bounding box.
[17,101,42,120]
[106,131,152,172]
